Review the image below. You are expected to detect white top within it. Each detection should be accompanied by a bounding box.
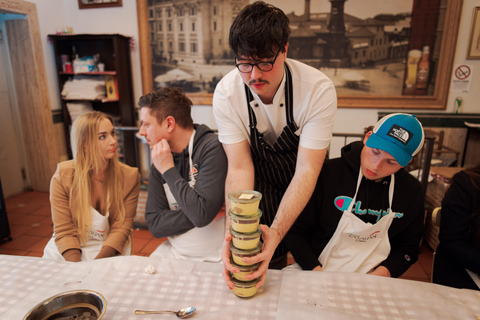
[43,207,131,261]
[213,58,337,149]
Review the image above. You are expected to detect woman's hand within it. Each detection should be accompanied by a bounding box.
[95,246,118,259]
[63,249,82,262]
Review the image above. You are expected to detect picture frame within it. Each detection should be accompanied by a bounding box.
[78,0,122,10]
[467,6,480,59]
[136,0,463,109]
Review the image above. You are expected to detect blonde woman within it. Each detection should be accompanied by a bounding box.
[43,111,141,262]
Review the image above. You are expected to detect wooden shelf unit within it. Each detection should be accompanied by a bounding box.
[48,34,137,167]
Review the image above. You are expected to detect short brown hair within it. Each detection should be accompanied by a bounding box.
[138,87,194,129]
[363,125,374,139]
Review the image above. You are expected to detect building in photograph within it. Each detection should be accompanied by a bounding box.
[288,0,411,68]
[146,0,414,93]
[148,0,247,67]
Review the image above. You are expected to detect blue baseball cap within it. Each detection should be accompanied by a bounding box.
[366,113,425,167]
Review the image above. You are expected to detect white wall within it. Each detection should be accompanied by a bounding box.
[448,0,480,114]
[32,0,480,135]
[30,0,142,112]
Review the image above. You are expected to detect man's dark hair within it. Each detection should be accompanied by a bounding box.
[229,1,290,60]
[138,87,194,129]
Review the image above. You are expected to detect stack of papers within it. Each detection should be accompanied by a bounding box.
[66,101,93,122]
[61,75,106,100]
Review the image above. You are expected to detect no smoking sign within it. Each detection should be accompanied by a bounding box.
[455,65,471,80]
[452,64,473,92]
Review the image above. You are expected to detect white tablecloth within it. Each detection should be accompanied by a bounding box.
[278,270,480,320]
[0,255,282,320]
[1,254,479,319]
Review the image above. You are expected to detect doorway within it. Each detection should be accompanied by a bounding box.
[0,0,60,194]
[0,13,30,198]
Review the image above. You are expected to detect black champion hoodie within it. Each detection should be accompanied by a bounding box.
[285,141,425,277]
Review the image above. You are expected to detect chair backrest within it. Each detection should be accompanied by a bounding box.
[430,207,442,283]
[432,207,441,227]
[327,132,364,160]
[406,135,436,196]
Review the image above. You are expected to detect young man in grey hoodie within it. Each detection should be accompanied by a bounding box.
[139,87,227,262]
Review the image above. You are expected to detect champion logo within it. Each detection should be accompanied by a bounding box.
[387,124,412,146]
[333,196,404,221]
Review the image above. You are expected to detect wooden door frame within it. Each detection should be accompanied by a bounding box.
[0,0,59,191]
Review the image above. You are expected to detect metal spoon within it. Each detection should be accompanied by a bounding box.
[134,307,196,318]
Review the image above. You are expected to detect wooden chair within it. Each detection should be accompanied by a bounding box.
[407,135,436,195]
[432,207,441,227]
[126,229,134,255]
[431,207,441,282]
[423,129,460,166]
[327,132,364,160]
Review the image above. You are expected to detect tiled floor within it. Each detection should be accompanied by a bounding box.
[0,191,434,283]
[0,191,165,257]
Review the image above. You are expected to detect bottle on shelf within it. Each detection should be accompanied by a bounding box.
[416,46,430,89]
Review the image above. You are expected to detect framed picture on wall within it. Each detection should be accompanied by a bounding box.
[137,0,463,109]
[78,0,123,10]
[467,6,480,59]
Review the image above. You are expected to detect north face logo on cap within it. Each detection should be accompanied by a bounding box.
[387,124,412,145]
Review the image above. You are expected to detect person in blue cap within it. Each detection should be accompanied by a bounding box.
[284,113,425,277]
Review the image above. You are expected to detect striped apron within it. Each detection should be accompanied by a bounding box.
[244,63,299,260]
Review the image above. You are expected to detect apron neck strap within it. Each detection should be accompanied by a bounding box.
[388,174,395,210]
[348,168,395,212]
[284,63,294,123]
[188,129,196,183]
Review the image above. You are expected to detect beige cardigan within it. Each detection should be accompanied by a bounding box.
[50,160,141,255]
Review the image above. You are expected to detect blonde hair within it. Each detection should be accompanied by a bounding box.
[70,111,126,244]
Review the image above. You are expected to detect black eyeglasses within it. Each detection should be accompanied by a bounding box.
[235,50,281,73]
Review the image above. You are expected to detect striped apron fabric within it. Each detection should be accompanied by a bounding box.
[244,63,299,259]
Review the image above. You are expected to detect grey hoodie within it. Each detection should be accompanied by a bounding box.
[145,124,227,238]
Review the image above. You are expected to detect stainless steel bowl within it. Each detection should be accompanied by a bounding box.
[23,290,106,320]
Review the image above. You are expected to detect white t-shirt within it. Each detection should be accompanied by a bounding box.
[213,59,337,150]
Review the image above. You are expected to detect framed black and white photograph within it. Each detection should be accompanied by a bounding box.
[137,0,462,109]
[78,0,123,10]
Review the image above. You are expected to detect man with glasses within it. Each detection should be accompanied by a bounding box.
[213,1,337,289]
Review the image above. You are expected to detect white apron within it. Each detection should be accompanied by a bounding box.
[318,170,396,273]
[151,130,224,263]
[466,269,480,289]
[43,207,131,261]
